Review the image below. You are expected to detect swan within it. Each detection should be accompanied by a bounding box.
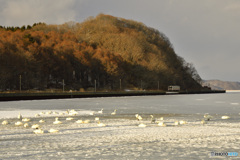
[204,114,212,121]
[68,109,78,116]
[83,120,90,124]
[35,114,40,117]
[221,116,230,119]
[98,109,103,114]
[53,117,62,124]
[46,111,52,115]
[2,120,9,125]
[76,120,83,124]
[201,119,206,125]
[33,128,44,134]
[53,111,59,115]
[18,113,22,120]
[48,128,59,133]
[15,121,23,126]
[158,122,167,127]
[138,123,147,127]
[174,121,179,126]
[31,124,40,129]
[24,123,29,128]
[150,115,156,123]
[39,119,45,123]
[111,109,117,115]
[179,120,187,125]
[22,118,31,122]
[95,117,100,121]
[89,112,94,115]
[66,117,74,121]
[135,114,143,121]
[97,121,106,127]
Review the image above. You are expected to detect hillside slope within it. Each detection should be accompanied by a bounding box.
[0,14,203,91]
[203,80,240,90]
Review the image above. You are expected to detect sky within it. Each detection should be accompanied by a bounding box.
[0,0,240,82]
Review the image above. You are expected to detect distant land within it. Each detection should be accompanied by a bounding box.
[203,80,240,90]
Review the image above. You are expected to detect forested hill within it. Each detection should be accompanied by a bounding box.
[0,14,203,91]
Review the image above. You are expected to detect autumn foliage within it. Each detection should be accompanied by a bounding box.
[0,14,202,91]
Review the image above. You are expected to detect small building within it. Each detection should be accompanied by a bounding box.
[168,85,180,91]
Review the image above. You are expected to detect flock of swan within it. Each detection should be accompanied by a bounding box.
[1,108,232,134]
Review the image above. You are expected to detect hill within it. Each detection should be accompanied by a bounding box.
[203,80,240,90]
[0,14,203,91]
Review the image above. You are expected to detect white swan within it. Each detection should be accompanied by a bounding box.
[204,113,212,121]
[2,120,9,125]
[97,121,106,127]
[111,109,117,115]
[98,109,103,114]
[33,128,44,134]
[201,119,206,125]
[46,111,52,115]
[179,120,187,125]
[221,116,230,119]
[174,121,179,126]
[95,117,100,121]
[15,121,23,126]
[83,120,90,124]
[76,120,83,124]
[24,123,29,128]
[48,128,59,133]
[150,115,156,123]
[66,117,74,121]
[138,123,147,127]
[53,117,62,124]
[35,114,40,117]
[22,118,31,122]
[68,109,78,116]
[18,113,22,120]
[135,114,143,121]
[158,122,167,127]
[39,119,45,123]
[31,124,40,129]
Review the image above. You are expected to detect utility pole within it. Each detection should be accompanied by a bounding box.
[19,75,22,92]
[120,79,122,90]
[94,80,96,92]
[62,79,64,92]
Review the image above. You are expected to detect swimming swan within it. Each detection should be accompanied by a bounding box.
[22,118,31,122]
[97,121,106,127]
[15,121,23,126]
[98,109,103,114]
[138,123,147,127]
[33,128,44,134]
[53,117,62,124]
[221,116,230,119]
[31,124,40,129]
[2,120,9,125]
[111,110,117,115]
[48,128,59,133]
[158,122,167,127]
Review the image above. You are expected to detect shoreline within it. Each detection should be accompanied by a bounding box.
[0,90,225,101]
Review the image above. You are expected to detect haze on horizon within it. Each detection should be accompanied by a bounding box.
[1,0,239,82]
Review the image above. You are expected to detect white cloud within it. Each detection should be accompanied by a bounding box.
[1,0,77,26]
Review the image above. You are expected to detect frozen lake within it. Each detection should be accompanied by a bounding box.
[1,92,240,159]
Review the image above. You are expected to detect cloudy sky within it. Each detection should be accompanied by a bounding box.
[1,0,240,82]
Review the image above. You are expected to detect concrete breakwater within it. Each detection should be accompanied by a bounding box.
[0,90,225,101]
